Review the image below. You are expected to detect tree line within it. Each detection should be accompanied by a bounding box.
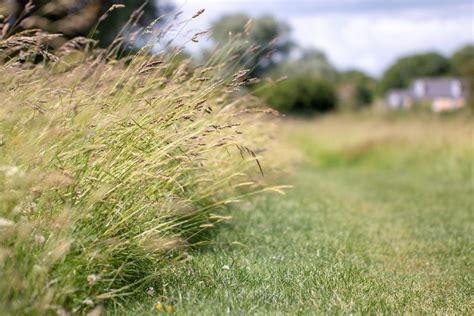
[2,1,472,114]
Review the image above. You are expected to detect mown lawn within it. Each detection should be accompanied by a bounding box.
[127,114,473,315]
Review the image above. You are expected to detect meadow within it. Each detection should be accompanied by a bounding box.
[126,113,473,315]
[0,29,473,315]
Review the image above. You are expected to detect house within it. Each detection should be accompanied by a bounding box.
[385,77,468,112]
[412,78,467,112]
[386,89,413,109]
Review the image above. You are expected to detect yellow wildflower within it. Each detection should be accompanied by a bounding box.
[155,302,163,311]
[166,305,174,313]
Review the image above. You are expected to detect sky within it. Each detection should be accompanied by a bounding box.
[174,0,474,77]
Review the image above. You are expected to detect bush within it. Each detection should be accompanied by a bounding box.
[338,70,375,109]
[256,75,337,114]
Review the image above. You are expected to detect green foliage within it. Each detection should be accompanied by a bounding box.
[339,70,375,108]
[210,14,292,77]
[2,0,174,47]
[272,48,339,83]
[450,44,474,76]
[450,45,474,111]
[94,0,175,47]
[257,75,337,114]
[378,52,450,94]
[353,82,373,105]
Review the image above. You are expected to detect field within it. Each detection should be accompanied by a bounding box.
[1,32,473,315]
[126,114,474,315]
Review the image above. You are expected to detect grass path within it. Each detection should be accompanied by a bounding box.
[129,116,473,315]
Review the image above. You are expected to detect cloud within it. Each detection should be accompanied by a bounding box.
[176,0,474,76]
[289,11,473,75]
[178,0,473,17]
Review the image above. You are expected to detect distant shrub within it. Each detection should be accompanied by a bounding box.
[338,70,375,109]
[257,75,337,114]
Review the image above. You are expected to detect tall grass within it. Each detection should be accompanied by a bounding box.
[0,19,284,314]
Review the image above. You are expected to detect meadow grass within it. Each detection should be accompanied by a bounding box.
[0,29,284,314]
[126,114,473,315]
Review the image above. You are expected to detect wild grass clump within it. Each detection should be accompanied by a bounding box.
[0,26,283,314]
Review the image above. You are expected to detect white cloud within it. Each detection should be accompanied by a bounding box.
[290,12,474,75]
[174,0,474,76]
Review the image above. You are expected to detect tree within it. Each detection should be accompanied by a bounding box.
[450,45,474,110]
[1,0,174,47]
[210,14,292,77]
[339,70,375,108]
[271,48,339,83]
[450,45,474,76]
[378,52,450,95]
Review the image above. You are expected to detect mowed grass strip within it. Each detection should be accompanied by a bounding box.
[128,115,473,315]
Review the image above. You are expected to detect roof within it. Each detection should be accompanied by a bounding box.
[412,78,466,98]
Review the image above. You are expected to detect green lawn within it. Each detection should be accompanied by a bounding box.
[127,115,473,315]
